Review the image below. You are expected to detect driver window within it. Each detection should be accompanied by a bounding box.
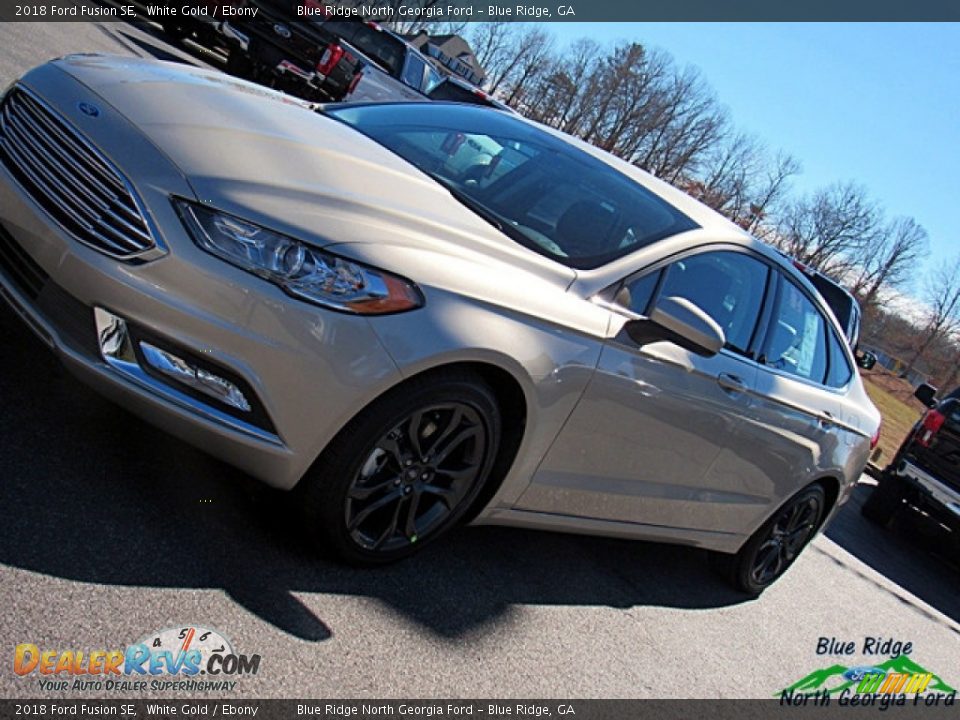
[654,251,768,354]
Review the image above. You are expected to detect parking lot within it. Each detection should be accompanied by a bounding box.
[1,20,959,700]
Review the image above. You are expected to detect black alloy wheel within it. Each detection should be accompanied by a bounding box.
[719,484,827,595]
[748,492,822,586]
[298,371,501,565]
[345,403,488,553]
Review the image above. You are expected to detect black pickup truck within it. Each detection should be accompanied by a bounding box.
[862,383,960,549]
[220,1,365,102]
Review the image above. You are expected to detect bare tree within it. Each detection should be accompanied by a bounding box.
[631,63,727,182]
[773,182,882,279]
[496,27,555,104]
[743,151,802,236]
[848,216,929,310]
[465,22,517,88]
[522,38,602,128]
[903,256,960,376]
[942,346,960,389]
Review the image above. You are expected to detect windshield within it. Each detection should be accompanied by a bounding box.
[325,104,698,269]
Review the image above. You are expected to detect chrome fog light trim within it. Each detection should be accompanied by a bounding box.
[140,341,252,413]
[93,307,278,445]
[95,306,138,369]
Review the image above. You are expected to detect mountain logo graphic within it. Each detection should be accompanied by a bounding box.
[779,655,956,697]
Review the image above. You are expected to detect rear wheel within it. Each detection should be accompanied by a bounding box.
[861,471,903,527]
[296,371,501,565]
[718,484,826,595]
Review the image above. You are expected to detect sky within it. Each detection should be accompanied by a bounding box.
[547,22,959,289]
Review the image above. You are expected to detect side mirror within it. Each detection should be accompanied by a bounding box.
[914,382,938,408]
[625,296,725,357]
[856,350,877,370]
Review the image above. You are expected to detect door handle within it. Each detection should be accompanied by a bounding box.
[717,372,746,395]
[818,411,835,427]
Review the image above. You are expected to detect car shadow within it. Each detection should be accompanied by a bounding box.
[0,306,749,642]
[824,483,960,629]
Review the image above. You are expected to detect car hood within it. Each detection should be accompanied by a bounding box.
[49,55,576,287]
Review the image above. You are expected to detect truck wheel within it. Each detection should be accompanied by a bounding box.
[861,472,903,527]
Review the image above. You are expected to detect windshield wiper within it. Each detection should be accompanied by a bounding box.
[436,179,553,256]
[434,178,504,232]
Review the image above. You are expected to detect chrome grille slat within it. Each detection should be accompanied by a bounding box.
[15,91,126,192]
[0,87,156,259]
[101,205,153,239]
[0,134,136,254]
[18,101,135,211]
[4,102,121,208]
[0,135,101,233]
[0,128,129,252]
[1,108,112,213]
[96,211,151,249]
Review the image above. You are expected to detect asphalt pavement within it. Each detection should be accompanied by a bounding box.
[0,19,958,700]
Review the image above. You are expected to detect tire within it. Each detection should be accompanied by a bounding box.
[718,484,827,596]
[295,370,501,565]
[861,471,903,527]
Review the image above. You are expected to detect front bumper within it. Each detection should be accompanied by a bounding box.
[0,68,402,489]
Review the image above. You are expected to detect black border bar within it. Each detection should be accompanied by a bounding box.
[1,0,960,22]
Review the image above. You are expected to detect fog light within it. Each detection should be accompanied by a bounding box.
[139,341,251,413]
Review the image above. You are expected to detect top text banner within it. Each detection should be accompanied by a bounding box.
[1,0,960,22]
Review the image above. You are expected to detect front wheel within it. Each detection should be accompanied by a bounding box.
[718,484,826,595]
[296,371,501,565]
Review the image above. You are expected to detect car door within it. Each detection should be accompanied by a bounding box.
[744,271,852,530]
[517,247,777,535]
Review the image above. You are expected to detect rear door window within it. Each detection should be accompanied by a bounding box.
[762,277,828,383]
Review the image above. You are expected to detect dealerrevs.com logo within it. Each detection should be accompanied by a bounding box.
[14,626,261,692]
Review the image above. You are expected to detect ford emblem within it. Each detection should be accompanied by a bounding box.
[273,24,291,39]
[77,102,100,118]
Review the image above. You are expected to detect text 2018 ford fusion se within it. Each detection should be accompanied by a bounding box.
[0,56,880,594]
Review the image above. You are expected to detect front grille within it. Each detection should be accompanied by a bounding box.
[0,87,156,259]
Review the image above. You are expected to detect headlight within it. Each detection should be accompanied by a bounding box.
[174,200,423,314]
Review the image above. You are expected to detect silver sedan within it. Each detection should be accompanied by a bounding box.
[0,55,880,594]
